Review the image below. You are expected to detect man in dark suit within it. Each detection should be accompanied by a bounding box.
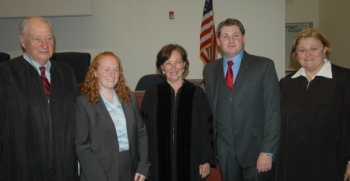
[203,18,281,181]
[0,16,79,180]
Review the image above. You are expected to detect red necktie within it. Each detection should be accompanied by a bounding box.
[225,60,234,90]
[40,67,51,100]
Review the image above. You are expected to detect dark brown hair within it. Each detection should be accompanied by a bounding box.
[156,44,189,73]
[216,18,245,38]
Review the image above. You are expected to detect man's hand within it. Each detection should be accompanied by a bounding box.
[199,163,211,178]
[256,153,272,173]
[134,173,146,181]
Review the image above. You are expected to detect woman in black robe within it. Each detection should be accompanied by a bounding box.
[140,44,216,181]
[277,28,350,181]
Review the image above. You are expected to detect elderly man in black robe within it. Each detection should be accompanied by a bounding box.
[0,16,79,181]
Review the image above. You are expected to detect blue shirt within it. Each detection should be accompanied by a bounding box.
[100,91,129,152]
[223,50,244,84]
[23,53,51,82]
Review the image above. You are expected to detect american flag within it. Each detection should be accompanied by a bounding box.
[200,0,216,64]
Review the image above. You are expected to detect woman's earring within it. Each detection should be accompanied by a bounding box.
[182,68,185,72]
[162,70,165,74]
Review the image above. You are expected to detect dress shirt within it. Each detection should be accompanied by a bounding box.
[223,50,244,84]
[23,53,51,82]
[292,58,332,80]
[100,91,129,152]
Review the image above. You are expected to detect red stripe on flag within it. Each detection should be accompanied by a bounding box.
[200,0,216,64]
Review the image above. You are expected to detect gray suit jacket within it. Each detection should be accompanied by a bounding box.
[75,93,150,180]
[203,51,281,167]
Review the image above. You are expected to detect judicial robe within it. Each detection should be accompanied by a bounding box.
[0,56,79,181]
[140,80,215,181]
[277,64,350,181]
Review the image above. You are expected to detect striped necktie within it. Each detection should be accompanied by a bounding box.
[39,67,50,100]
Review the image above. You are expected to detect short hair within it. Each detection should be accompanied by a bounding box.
[290,28,331,62]
[216,18,245,38]
[18,16,54,38]
[156,44,189,73]
[80,51,131,104]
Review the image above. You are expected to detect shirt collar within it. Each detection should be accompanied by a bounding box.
[99,91,119,108]
[23,53,51,74]
[224,50,244,64]
[291,58,332,79]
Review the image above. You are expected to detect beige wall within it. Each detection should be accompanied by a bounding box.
[0,0,285,89]
[319,0,350,68]
[285,0,319,28]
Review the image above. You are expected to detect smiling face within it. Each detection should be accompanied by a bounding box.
[161,50,186,84]
[19,17,55,65]
[295,37,327,74]
[94,55,120,92]
[217,25,246,59]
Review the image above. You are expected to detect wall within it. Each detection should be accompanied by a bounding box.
[319,0,350,68]
[285,0,319,28]
[0,0,91,18]
[0,0,285,89]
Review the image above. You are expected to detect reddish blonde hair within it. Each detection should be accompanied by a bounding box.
[80,51,131,103]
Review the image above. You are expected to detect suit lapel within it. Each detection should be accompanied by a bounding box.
[212,59,223,114]
[121,100,134,142]
[94,98,118,137]
[232,52,250,98]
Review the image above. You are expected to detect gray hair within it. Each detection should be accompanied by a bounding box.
[18,16,53,38]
